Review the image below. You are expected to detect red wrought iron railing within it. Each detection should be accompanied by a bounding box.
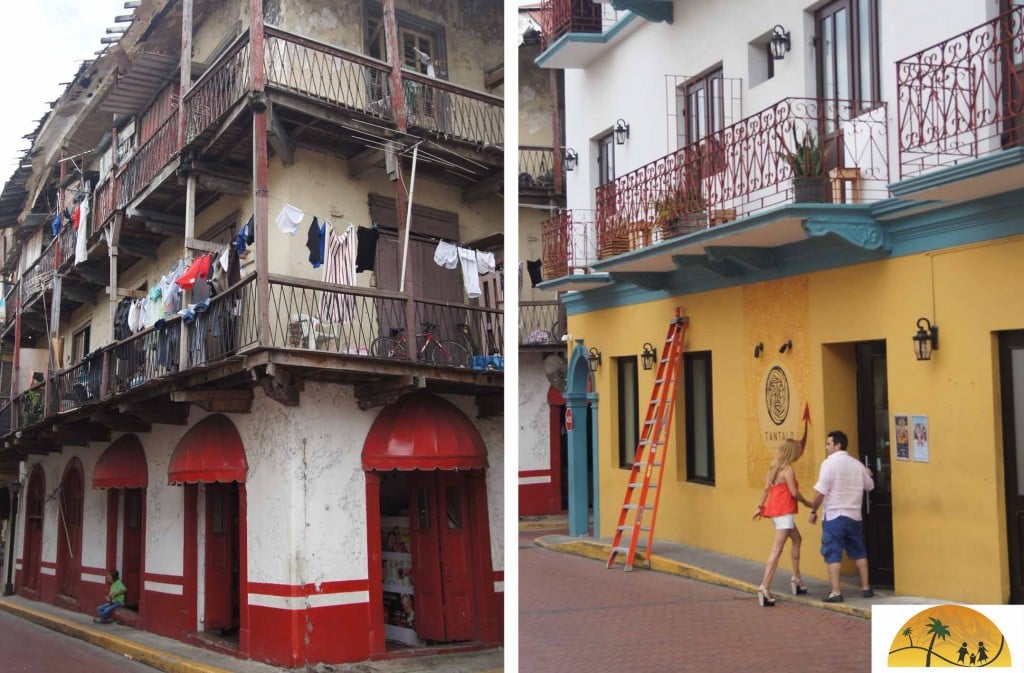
[594,97,889,260]
[92,176,115,231]
[401,70,503,148]
[117,109,181,208]
[897,7,1024,178]
[184,30,251,142]
[265,27,393,121]
[519,146,556,190]
[542,209,596,279]
[538,0,607,50]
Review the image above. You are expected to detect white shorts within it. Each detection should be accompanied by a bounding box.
[772,514,795,530]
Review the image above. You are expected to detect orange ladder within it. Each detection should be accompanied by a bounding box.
[607,309,689,571]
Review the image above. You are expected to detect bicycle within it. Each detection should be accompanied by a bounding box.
[370,321,470,367]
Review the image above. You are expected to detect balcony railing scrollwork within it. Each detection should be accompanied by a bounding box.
[542,209,596,279]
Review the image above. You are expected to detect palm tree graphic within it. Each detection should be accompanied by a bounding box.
[902,627,913,648]
[925,617,951,667]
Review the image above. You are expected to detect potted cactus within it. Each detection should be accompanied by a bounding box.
[781,128,828,203]
[653,184,706,238]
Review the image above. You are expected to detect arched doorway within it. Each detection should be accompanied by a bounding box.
[168,414,248,654]
[564,342,598,537]
[56,459,84,600]
[21,466,44,592]
[362,392,498,655]
[93,434,149,609]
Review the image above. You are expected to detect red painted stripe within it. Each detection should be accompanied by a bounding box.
[80,565,107,575]
[519,468,551,478]
[492,570,504,581]
[40,561,57,569]
[247,579,370,597]
[144,572,184,585]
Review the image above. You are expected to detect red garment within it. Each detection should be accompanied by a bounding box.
[71,207,81,230]
[175,254,211,290]
[761,478,798,517]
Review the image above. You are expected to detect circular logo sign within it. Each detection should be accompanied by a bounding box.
[765,366,790,426]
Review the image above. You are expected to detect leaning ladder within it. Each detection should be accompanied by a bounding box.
[606,309,689,571]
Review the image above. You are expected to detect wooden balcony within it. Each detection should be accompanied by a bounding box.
[0,273,504,448]
[895,7,1024,200]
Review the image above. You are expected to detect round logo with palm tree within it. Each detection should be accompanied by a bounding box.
[888,604,1010,667]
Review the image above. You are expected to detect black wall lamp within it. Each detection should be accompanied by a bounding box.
[588,347,602,373]
[641,343,657,370]
[778,339,793,354]
[753,342,764,359]
[913,318,939,361]
[564,147,578,172]
[613,119,630,145]
[769,25,791,61]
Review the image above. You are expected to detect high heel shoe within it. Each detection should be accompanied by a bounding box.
[790,576,808,595]
[756,587,776,607]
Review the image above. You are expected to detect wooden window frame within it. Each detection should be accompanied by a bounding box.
[71,323,91,364]
[616,356,639,469]
[684,351,715,485]
[815,0,880,108]
[364,2,448,79]
[597,131,615,186]
[681,67,725,147]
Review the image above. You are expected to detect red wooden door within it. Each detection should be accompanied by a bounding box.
[57,465,83,598]
[408,472,478,642]
[204,483,237,630]
[22,471,44,591]
[409,474,445,641]
[436,471,476,641]
[122,489,143,607]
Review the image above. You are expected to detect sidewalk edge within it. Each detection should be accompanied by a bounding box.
[0,598,235,673]
[534,537,870,619]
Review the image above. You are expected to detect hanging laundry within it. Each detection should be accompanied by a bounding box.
[234,215,254,256]
[458,247,481,298]
[275,204,304,235]
[74,194,89,265]
[320,224,357,324]
[527,259,543,287]
[145,285,162,328]
[162,260,185,316]
[71,206,81,230]
[127,298,141,335]
[433,240,458,269]
[476,250,496,275]
[175,254,212,290]
[355,225,379,272]
[50,212,61,237]
[114,298,132,340]
[306,216,325,268]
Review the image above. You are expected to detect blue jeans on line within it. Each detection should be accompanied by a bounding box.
[96,602,120,622]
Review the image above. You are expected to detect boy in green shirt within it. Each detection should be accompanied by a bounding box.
[94,569,126,624]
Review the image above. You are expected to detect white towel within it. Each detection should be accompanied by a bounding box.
[458,247,481,298]
[476,250,496,274]
[74,195,89,265]
[275,204,304,235]
[434,240,459,269]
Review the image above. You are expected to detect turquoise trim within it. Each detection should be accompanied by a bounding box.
[561,188,1024,316]
[537,273,613,292]
[565,342,595,538]
[890,147,1024,197]
[535,13,639,68]
[803,213,889,250]
[611,0,672,23]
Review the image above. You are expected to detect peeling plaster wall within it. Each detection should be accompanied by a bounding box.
[278,0,363,51]
[518,206,555,303]
[518,355,551,473]
[192,0,245,65]
[519,43,552,147]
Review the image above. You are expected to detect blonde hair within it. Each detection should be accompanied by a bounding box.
[767,438,803,484]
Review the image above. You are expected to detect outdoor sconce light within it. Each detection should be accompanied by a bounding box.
[588,347,602,373]
[753,342,764,359]
[641,343,657,370]
[564,147,578,172]
[778,339,793,354]
[769,25,791,61]
[913,318,939,361]
[613,119,630,145]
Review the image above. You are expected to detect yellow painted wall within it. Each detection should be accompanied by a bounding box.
[569,234,1024,603]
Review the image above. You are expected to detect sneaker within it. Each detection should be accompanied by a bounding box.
[822,593,844,603]
[862,589,875,598]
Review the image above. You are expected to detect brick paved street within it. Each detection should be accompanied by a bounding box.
[520,532,871,672]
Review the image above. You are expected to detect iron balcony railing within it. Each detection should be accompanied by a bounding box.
[593,97,889,262]
[542,209,596,279]
[184,29,252,142]
[92,176,116,232]
[538,0,606,50]
[520,301,562,345]
[400,70,504,148]
[519,146,557,191]
[117,109,181,209]
[897,7,1024,178]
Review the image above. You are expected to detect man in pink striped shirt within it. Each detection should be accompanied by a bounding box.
[807,430,875,603]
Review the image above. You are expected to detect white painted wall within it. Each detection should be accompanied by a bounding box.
[518,354,552,473]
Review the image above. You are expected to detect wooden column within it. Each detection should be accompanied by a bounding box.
[250,0,270,347]
[551,69,564,194]
[178,0,194,148]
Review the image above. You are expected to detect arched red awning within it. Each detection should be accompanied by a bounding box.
[93,434,149,489]
[168,414,247,485]
[362,392,488,471]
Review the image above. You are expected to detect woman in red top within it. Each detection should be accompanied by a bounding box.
[752,438,814,606]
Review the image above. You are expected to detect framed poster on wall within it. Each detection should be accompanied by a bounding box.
[381,515,423,647]
[894,414,910,461]
[912,415,929,463]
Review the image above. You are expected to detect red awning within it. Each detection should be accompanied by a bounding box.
[362,392,488,471]
[168,414,248,485]
[93,434,148,489]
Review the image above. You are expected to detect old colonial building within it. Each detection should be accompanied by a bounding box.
[0,0,503,666]
[538,0,1024,603]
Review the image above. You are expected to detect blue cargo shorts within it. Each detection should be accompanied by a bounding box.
[821,515,867,563]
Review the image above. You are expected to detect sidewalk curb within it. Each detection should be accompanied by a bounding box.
[534,537,871,619]
[0,598,234,673]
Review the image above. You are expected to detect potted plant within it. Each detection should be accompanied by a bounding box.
[654,184,706,238]
[781,128,828,203]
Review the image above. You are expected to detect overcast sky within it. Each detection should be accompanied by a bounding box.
[0,0,128,183]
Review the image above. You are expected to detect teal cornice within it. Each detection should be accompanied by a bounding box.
[889,147,1024,197]
[608,272,671,290]
[803,214,889,250]
[534,12,639,68]
[611,0,672,23]
[537,273,613,292]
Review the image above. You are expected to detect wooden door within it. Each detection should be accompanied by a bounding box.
[999,330,1024,602]
[57,464,83,598]
[22,470,44,591]
[122,489,143,607]
[409,474,445,641]
[436,472,476,641]
[204,483,238,630]
[856,341,894,588]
